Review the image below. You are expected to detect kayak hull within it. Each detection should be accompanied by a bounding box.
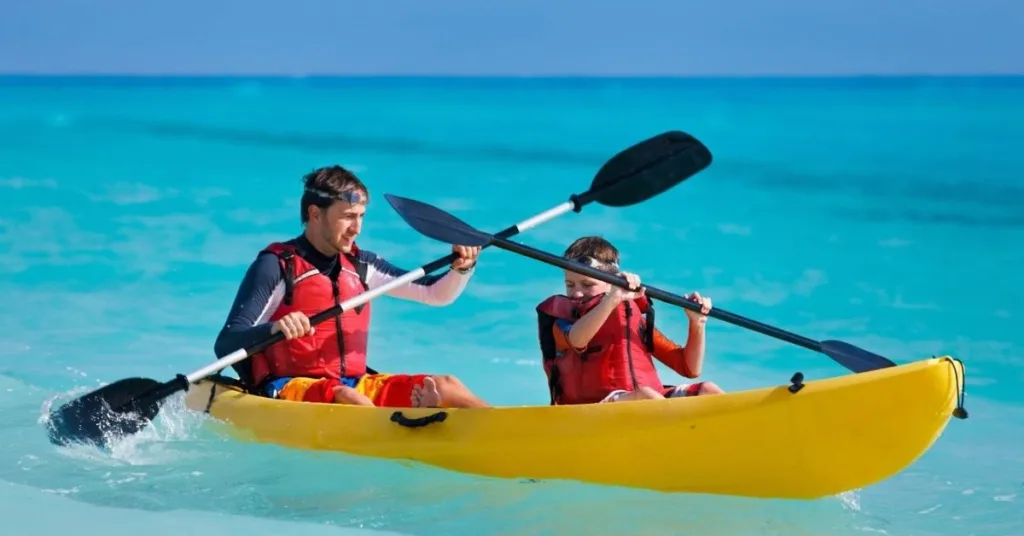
[183,356,965,499]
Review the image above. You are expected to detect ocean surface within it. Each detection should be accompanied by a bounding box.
[0,75,1022,535]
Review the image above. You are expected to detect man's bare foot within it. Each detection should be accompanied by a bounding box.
[411,376,442,408]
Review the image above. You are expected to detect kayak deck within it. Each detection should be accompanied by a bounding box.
[183,356,965,499]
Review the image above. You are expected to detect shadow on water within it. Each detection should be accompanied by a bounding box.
[101,118,609,168]
[836,208,1024,229]
[92,117,1024,230]
[714,159,1024,216]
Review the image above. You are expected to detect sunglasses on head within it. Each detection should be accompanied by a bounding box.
[568,255,619,273]
[305,187,368,206]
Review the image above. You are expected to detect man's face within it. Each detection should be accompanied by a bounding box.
[310,199,366,254]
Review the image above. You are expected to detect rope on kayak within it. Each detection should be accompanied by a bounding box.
[943,356,969,420]
[204,382,216,413]
[202,374,250,414]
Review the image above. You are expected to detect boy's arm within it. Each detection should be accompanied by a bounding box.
[650,323,706,378]
[566,295,620,349]
[552,318,586,353]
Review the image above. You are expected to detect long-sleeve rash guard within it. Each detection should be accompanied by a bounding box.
[213,234,473,384]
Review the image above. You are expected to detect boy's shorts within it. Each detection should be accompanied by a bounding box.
[601,382,707,403]
[263,373,430,407]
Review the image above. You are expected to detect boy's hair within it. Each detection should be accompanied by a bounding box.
[300,165,369,224]
[562,236,620,273]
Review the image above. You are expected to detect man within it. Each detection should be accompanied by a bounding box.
[213,165,489,408]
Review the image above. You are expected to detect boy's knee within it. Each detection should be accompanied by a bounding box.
[636,386,663,399]
[699,382,724,395]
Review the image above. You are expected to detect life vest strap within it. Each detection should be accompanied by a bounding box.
[280,250,296,306]
[644,301,656,352]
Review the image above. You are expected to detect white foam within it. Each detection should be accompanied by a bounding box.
[38,387,210,467]
[838,490,861,511]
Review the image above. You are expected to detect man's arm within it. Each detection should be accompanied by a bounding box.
[359,250,473,306]
[212,252,286,360]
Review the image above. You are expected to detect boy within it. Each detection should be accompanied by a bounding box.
[535,236,724,405]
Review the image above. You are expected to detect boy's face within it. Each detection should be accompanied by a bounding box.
[564,270,610,300]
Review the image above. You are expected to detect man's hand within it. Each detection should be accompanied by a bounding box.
[451,244,481,271]
[270,311,315,340]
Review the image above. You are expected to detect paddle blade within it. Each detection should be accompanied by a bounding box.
[384,194,493,247]
[45,377,163,447]
[589,130,712,208]
[821,340,898,373]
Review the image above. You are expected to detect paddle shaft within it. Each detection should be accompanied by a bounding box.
[487,236,828,355]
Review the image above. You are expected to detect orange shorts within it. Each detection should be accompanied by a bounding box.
[268,373,430,407]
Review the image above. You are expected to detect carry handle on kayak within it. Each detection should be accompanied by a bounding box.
[390,410,449,428]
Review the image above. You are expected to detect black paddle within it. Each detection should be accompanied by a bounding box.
[384,194,899,374]
[45,130,714,448]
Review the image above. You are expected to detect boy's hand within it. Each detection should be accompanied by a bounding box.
[605,271,645,304]
[684,291,713,324]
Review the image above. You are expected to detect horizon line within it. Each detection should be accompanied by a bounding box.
[1,72,1023,80]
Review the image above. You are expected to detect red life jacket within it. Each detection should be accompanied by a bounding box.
[535,294,661,405]
[249,241,372,388]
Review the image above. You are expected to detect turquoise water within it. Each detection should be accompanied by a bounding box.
[1,76,1022,535]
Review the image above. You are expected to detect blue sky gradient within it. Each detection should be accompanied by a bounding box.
[1,0,1022,76]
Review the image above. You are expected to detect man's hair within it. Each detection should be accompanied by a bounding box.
[300,165,369,224]
[562,235,620,272]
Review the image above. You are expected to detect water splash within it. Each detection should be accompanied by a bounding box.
[37,384,211,467]
[839,490,862,511]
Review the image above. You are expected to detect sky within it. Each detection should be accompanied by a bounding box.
[0,0,1022,76]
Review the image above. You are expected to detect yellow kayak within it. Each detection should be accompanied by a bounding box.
[183,356,966,499]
